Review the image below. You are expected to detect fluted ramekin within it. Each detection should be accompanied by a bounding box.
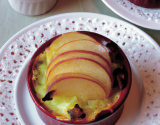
[8,0,57,16]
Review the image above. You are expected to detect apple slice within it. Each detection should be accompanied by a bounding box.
[52,39,111,67]
[47,77,106,101]
[46,72,101,88]
[46,57,112,97]
[46,50,111,79]
[50,32,97,57]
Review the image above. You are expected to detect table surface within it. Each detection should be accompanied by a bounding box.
[1,0,160,49]
[1,0,160,125]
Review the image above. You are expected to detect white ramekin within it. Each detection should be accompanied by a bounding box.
[8,0,57,16]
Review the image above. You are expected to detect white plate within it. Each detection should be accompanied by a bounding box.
[14,58,144,125]
[0,12,160,125]
[102,0,160,30]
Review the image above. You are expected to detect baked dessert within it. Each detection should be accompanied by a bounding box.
[128,0,160,8]
[29,31,131,124]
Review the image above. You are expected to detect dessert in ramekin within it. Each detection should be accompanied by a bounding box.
[27,31,132,125]
[128,0,160,8]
